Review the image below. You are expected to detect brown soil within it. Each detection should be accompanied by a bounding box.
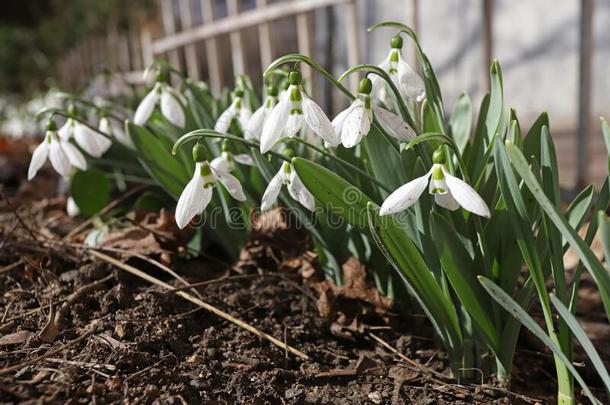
[0,138,608,404]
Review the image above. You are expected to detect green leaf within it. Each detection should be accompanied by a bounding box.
[522,111,549,163]
[486,60,504,140]
[361,124,406,193]
[127,122,189,199]
[70,169,111,216]
[550,294,610,395]
[430,212,499,353]
[450,92,472,153]
[292,157,374,228]
[507,142,610,321]
[366,204,463,362]
[422,99,443,134]
[479,277,600,405]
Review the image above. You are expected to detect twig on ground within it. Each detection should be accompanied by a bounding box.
[1,192,38,241]
[89,250,311,361]
[44,357,117,372]
[0,320,100,375]
[0,259,24,277]
[54,274,115,327]
[63,185,147,240]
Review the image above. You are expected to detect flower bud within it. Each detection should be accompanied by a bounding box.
[432,148,446,164]
[46,119,58,132]
[192,143,207,162]
[390,34,403,49]
[288,71,302,85]
[68,104,77,117]
[283,148,296,159]
[234,89,244,98]
[267,84,278,97]
[358,77,373,95]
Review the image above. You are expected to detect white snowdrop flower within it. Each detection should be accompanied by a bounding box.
[175,144,246,229]
[260,71,338,153]
[372,35,425,103]
[99,115,131,146]
[210,144,254,173]
[28,121,87,180]
[73,122,112,158]
[244,85,278,141]
[134,81,186,128]
[332,77,416,148]
[66,196,80,217]
[380,149,490,218]
[261,150,314,212]
[214,89,252,134]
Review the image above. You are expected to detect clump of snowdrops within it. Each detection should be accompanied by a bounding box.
[30,21,610,404]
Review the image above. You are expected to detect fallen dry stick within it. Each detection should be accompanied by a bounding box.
[88,250,311,361]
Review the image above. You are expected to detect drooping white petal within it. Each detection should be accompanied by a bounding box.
[67,197,80,217]
[210,155,231,173]
[28,141,49,180]
[111,120,131,145]
[244,105,267,140]
[288,170,315,211]
[175,173,206,229]
[302,94,338,146]
[134,87,159,125]
[58,120,75,140]
[62,140,87,170]
[341,101,370,148]
[434,192,460,211]
[396,55,425,102]
[215,105,237,133]
[261,169,284,211]
[212,168,246,201]
[442,167,491,218]
[285,113,304,138]
[98,117,111,135]
[48,140,72,178]
[160,89,186,128]
[233,154,254,166]
[379,171,432,215]
[373,106,416,142]
[238,107,252,129]
[74,123,112,158]
[331,102,356,136]
[260,99,290,153]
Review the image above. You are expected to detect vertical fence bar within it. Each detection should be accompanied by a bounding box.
[160,0,182,73]
[140,21,155,68]
[345,0,361,91]
[200,0,223,94]
[576,0,594,189]
[179,0,201,79]
[482,0,494,91]
[256,0,273,73]
[405,0,419,70]
[227,0,245,76]
[296,12,314,96]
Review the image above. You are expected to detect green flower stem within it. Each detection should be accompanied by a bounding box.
[53,93,126,123]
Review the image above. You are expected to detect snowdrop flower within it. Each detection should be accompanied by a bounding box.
[28,120,87,180]
[332,77,416,148]
[261,149,314,212]
[380,149,490,217]
[244,85,278,141]
[175,144,247,229]
[215,89,252,133]
[260,71,338,153]
[372,35,425,103]
[99,113,131,146]
[211,142,254,173]
[58,106,112,158]
[134,76,185,128]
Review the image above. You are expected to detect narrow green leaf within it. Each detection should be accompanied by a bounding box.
[507,142,610,320]
[602,117,610,174]
[480,277,600,405]
[450,92,472,153]
[485,60,504,140]
[550,294,610,395]
[522,111,549,162]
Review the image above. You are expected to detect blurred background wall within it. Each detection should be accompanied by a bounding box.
[0,0,608,190]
